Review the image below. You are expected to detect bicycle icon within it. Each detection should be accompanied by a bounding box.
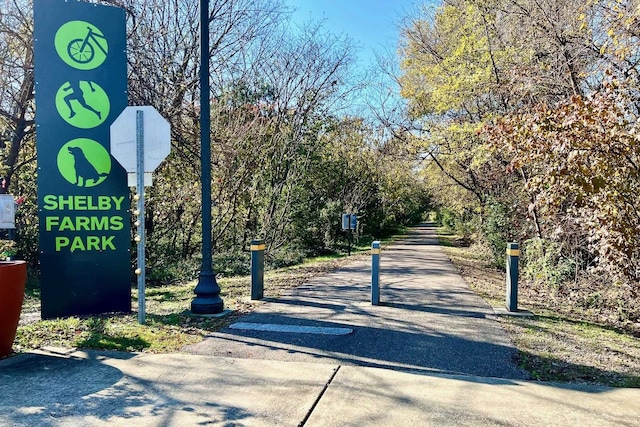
[67,26,108,64]
[55,20,109,70]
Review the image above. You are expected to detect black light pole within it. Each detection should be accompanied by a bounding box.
[191,0,224,314]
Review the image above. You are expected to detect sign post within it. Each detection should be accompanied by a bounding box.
[341,213,357,256]
[111,106,171,324]
[135,111,146,324]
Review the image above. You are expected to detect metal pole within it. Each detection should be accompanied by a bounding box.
[251,239,265,300]
[135,110,146,324]
[506,242,519,312]
[191,0,223,314]
[371,241,381,305]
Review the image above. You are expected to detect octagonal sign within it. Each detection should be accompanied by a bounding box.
[110,106,170,173]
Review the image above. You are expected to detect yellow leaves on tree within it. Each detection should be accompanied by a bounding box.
[399,3,501,119]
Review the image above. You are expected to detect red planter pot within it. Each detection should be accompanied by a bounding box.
[0,261,27,358]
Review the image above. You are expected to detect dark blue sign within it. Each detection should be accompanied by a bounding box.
[34,0,130,318]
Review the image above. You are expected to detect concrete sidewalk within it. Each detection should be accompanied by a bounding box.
[1,224,639,426]
[2,349,639,426]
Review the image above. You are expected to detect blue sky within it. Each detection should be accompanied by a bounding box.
[288,0,427,69]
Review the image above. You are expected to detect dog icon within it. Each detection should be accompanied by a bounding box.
[67,146,108,187]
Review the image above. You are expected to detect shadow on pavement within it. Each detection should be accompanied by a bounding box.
[0,352,127,425]
[0,351,269,426]
[191,312,528,379]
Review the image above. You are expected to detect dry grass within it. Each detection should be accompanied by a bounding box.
[438,229,640,387]
[12,253,369,356]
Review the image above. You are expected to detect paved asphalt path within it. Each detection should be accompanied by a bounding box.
[185,224,529,379]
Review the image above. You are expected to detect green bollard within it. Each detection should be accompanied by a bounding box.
[506,242,519,312]
[251,239,265,300]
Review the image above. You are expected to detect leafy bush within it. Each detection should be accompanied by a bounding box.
[522,238,575,289]
[481,200,510,268]
[0,239,16,259]
[213,252,251,277]
[267,249,306,269]
[146,254,201,286]
[437,208,458,231]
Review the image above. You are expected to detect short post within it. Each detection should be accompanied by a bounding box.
[251,239,265,300]
[371,241,381,305]
[506,242,519,312]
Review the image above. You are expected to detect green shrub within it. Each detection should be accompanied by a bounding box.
[522,238,575,288]
[267,248,306,269]
[438,208,458,231]
[212,252,251,277]
[147,253,201,286]
[482,200,510,268]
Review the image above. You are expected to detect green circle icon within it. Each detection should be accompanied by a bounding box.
[55,21,108,70]
[55,81,110,129]
[57,139,111,188]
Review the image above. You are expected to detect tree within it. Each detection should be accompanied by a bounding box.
[0,0,35,193]
[0,0,38,263]
[484,1,640,281]
[396,0,618,253]
[0,0,430,276]
[397,0,522,251]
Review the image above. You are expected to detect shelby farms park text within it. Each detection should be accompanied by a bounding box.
[42,195,127,252]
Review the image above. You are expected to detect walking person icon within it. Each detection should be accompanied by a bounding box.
[55,80,110,129]
[62,80,101,119]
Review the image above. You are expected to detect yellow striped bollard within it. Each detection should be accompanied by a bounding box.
[251,239,265,300]
[506,242,520,312]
